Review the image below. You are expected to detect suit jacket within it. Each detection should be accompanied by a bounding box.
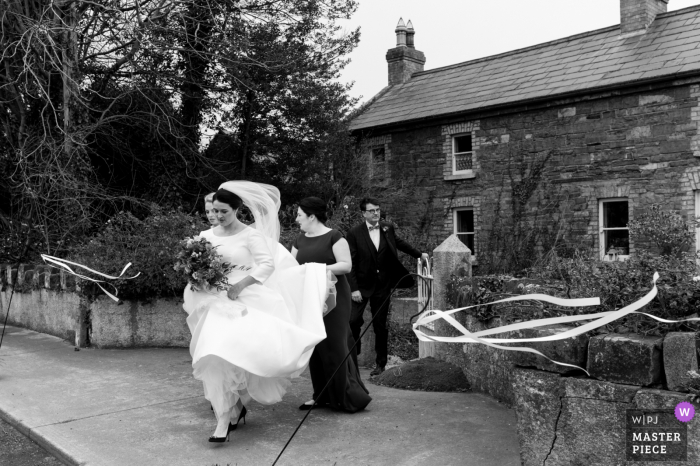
[346,221,422,297]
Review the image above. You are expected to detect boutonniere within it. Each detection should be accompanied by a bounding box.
[382,226,389,233]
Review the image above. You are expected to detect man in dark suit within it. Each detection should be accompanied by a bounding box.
[346,197,429,376]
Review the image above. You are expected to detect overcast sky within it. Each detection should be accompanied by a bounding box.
[338,0,700,104]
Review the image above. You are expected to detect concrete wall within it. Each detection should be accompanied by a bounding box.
[1,262,417,353]
[1,285,189,348]
[0,287,81,343]
[1,263,190,348]
[90,296,189,348]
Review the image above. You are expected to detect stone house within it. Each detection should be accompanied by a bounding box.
[350,0,700,267]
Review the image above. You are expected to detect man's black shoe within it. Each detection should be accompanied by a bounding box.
[370,365,385,377]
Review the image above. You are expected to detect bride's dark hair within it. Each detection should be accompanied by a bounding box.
[298,197,328,224]
[213,189,243,209]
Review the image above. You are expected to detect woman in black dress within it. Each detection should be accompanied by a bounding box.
[291,197,371,413]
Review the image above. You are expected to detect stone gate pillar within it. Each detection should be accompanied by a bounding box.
[420,235,471,358]
[433,235,472,311]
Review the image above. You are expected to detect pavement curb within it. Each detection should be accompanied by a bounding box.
[0,407,85,466]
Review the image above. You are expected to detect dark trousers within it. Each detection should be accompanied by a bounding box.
[349,291,391,368]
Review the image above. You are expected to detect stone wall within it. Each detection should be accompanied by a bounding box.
[435,310,700,464]
[514,369,700,466]
[363,80,700,261]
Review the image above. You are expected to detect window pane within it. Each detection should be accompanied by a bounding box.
[371,147,385,162]
[457,210,474,233]
[457,233,475,254]
[454,135,472,153]
[604,229,629,255]
[603,201,628,228]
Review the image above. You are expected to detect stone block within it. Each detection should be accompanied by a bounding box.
[563,376,640,403]
[509,324,590,374]
[588,333,663,386]
[634,389,700,466]
[461,315,517,404]
[546,377,635,466]
[511,368,562,466]
[663,332,700,391]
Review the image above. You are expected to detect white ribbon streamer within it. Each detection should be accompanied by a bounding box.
[41,254,140,302]
[413,273,700,375]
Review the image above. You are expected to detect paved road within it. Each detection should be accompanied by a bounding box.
[0,325,521,466]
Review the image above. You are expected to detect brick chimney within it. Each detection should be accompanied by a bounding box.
[620,0,668,37]
[386,18,426,86]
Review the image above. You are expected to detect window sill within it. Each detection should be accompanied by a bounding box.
[445,172,475,181]
[602,254,629,262]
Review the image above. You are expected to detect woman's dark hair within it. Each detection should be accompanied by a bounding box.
[298,197,328,223]
[213,189,243,210]
[359,197,381,211]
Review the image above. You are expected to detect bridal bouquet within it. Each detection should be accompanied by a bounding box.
[173,236,232,291]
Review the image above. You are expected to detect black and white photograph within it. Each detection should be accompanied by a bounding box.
[2,0,700,464]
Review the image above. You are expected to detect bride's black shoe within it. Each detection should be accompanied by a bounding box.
[232,406,247,429]
[208,422,235,443]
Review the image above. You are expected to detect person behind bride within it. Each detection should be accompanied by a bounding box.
[203,192,218,228]
[292,197,371,413]
[183,182,331,443]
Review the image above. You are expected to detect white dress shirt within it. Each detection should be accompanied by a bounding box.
[366,221,380,250]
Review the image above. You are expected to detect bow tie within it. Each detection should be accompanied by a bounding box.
[368,225,380,232]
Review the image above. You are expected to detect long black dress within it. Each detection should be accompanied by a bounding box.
[293,229,372,412]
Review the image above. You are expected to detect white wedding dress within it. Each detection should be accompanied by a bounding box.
[183,226,329,419]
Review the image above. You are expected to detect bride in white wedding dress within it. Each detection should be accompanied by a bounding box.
[182,181,331,442]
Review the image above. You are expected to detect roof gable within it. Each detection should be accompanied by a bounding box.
[350,5,700,132]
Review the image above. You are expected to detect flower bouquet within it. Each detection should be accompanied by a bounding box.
[173,236,232,291]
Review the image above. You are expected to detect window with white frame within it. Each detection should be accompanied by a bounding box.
[452,134,473,175]
[454,208,475,254]
[370,147,386,180]
[599,198,629,260]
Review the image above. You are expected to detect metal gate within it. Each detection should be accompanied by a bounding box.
[416,257,434,330]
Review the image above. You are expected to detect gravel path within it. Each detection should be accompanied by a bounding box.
[0,418,63,466]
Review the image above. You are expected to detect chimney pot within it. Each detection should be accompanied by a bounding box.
[395,17,407,47]
[620,0,668,37]
[406,20,415,49]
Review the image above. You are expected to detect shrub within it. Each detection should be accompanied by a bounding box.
[525,249,700,335]
[446,274,565,324]
[628,204,697,257]
[70,206,207,299]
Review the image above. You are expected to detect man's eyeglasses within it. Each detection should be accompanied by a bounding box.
[364,208,381,214]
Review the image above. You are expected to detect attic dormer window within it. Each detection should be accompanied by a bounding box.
[452,134,473,174]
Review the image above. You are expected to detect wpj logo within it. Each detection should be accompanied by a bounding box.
[626,410,687,462]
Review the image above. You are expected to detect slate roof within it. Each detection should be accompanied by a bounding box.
[350,5,700,132]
